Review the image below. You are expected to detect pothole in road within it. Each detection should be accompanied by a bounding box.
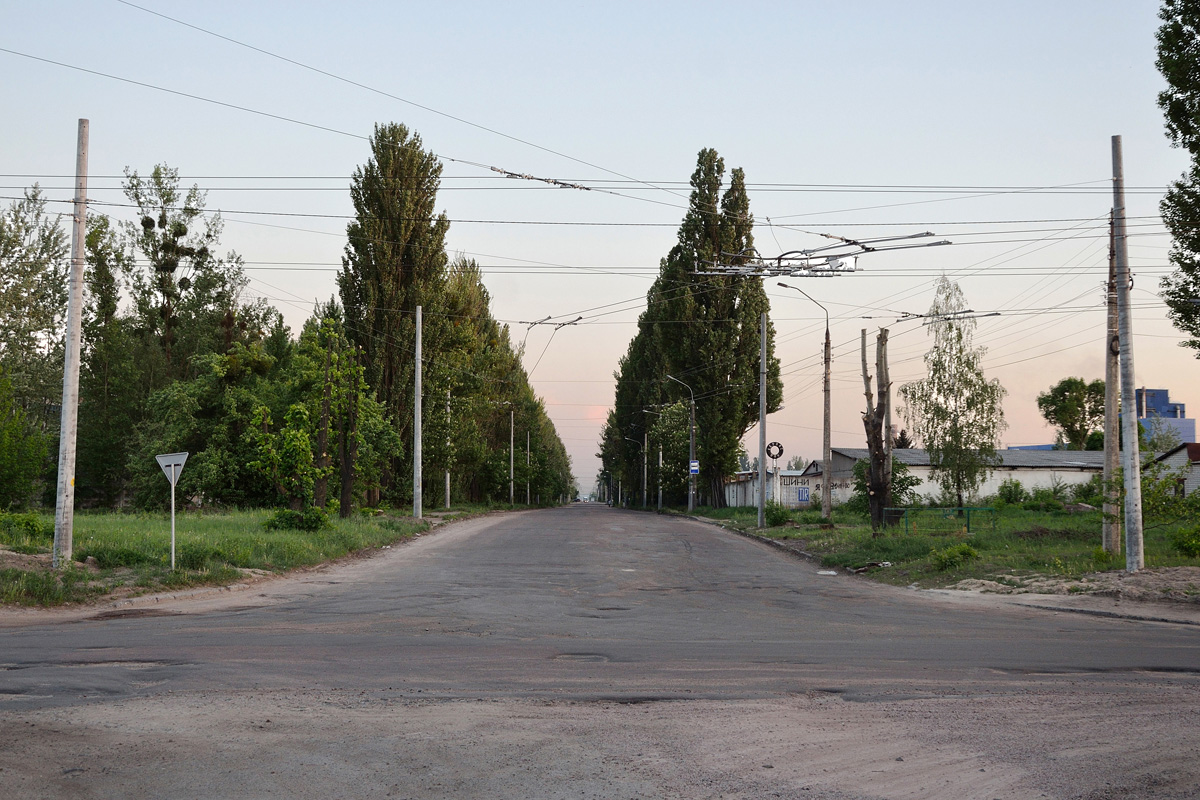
[552,653,610,663]
[87,608,181,621]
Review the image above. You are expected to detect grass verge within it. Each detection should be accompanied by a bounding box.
[0,509,428,607]
[687,504,1200,589]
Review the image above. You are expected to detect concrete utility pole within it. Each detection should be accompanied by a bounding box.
[642,429,648,508]
[758,311,768,528]
[510,409,514,507]
[413,305,422,520]
[657,444,663,510]
[779,283,832,521]
[526,430,530,506]
[1103,213,1122,555]
[1112,135,1144,571]
[53,119,88,569]
[445,389,451,509]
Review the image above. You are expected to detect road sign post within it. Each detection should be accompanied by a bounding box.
[155,453,188,570]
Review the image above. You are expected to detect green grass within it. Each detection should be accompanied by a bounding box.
[687,504,1200,588]
[0,509,428,606]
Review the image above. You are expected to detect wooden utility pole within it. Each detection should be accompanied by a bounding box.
[1103,213,1122,555]
[1112,135,1144,571]
[53,119,88,569]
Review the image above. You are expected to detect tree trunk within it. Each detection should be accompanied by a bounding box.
[861,328,893,534]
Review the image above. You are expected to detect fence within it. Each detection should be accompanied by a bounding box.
[884,507,995,536]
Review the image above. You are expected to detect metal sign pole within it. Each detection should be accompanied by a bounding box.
[170,464,177,571]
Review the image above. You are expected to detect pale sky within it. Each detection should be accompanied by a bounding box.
[3,1,1195,492]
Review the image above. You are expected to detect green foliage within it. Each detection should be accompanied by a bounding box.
[1037,377,1105,451]
[0,567,97,606]
[600,149,782,508]
[1023,488,1065,513]
[900,278,1006,506]
[1171,526,1200,557]
[846,458,922,514]
[263,506,330,532]
[0,367,48,509]
[1157,1,1200,351]
[0,186,69,414]
[1141,459,1200,521]
[0,511,52,553]
[996,478,1028,505]
[764,500,791,527]
[930,542,980,571]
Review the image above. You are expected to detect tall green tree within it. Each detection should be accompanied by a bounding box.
[0,365,47,509]
[899,278,1006,507]
[1157,0,1200,352]
[0,187,68,416]
[338,122,449,497]
[603,149,782,507]
[76,215,140,505]
[1036,377,1105,451]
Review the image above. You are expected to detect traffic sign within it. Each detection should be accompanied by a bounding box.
[155,452,188,570]
[766,441,784,460]
[797,486,810,503]
[155,452,188,487]
[689,460,700,475]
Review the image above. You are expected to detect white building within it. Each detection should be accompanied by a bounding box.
[794,447,1106,507]
[1147,443,1200,497]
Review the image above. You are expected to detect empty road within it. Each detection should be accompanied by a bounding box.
[2,505,1198,799]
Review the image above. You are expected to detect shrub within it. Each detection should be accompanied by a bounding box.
[1171,526,1200,558]
[996,478,1028,505]
[930,542,979,571]
[764,500,791,527]
[0,511,52,550]
[264,507,329,532]
[1023,487,1064,512]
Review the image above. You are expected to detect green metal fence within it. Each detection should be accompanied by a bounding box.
[884,507,995,536]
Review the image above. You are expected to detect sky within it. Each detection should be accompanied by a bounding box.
[3,1,1197,493]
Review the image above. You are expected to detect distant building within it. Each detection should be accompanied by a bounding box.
[1146,443,1200,497]
[795,448,1105,506]
[1137,388,1196,444]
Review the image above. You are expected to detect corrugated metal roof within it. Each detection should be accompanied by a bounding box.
[832,447,1106,469]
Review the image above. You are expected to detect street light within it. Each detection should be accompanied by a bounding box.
[666,374,697,512]
[644,408,664,510]
[778,282,832,521]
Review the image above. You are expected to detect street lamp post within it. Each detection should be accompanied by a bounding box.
[666,374,696,512]
[778,283,832,521]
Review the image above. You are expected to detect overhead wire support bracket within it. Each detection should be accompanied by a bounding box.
[693,231,951,278]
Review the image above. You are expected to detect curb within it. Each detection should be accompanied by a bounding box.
[684,514,1200,628]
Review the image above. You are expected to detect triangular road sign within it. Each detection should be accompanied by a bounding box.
[155,452,189,487]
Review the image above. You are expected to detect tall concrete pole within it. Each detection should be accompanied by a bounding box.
[758,312,768,528]
[1103,213,1122,555]
[822,316,833,521]
[657,444,663,510]
[444,389,451,509]
[413,305,422,519]
[1112,135,1143,571]
[53,119,88,569]
[509,408,514,507]
[526,429,530,506]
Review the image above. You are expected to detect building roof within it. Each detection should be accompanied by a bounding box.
[1152,443,1200,464]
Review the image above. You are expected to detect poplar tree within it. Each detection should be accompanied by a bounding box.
[605,149,782,507]
[1157,0,1200,352]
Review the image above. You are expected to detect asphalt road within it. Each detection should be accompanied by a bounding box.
[3,505,1199,799]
